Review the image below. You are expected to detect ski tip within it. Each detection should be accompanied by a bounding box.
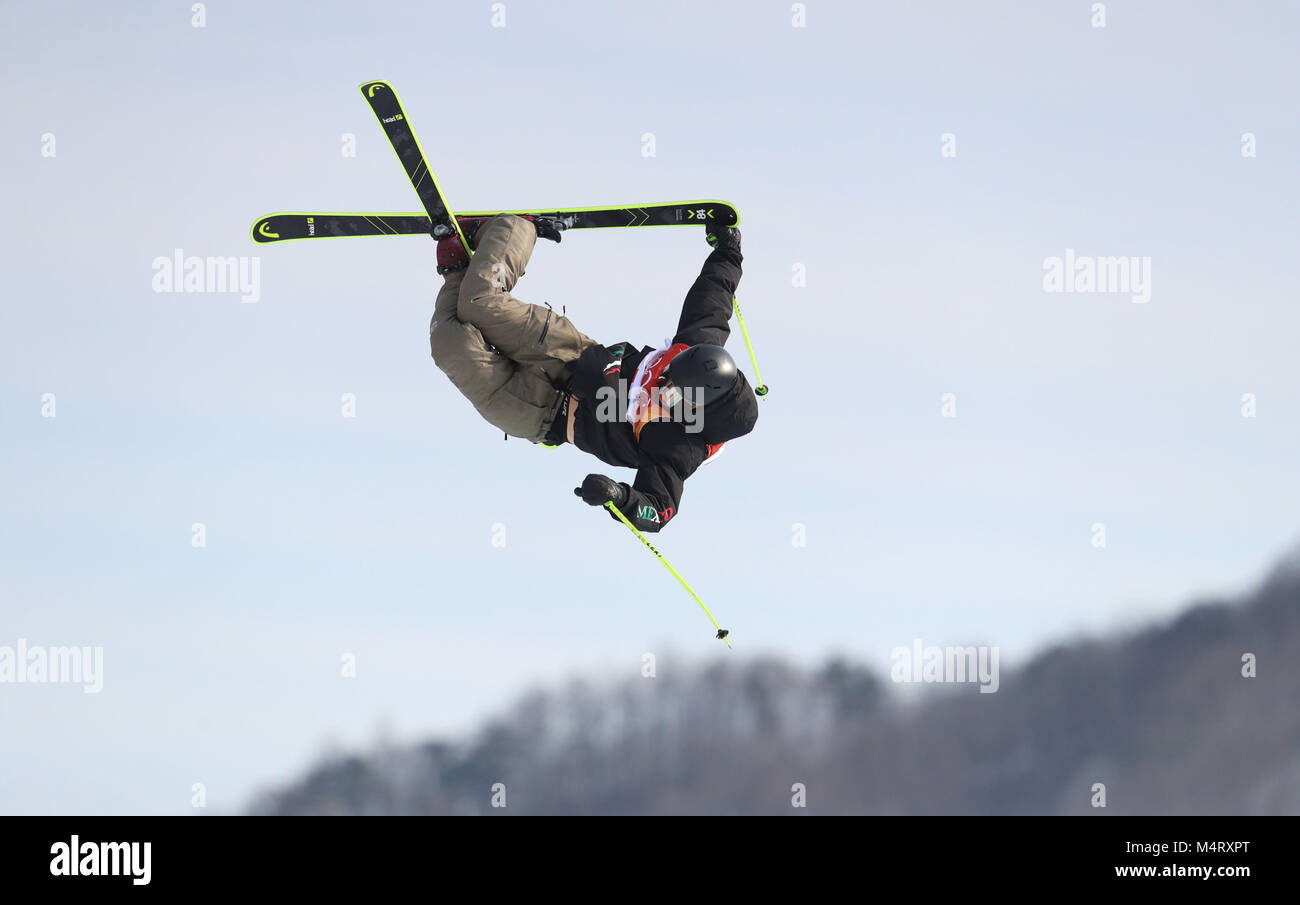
[358,80,392,98]
[250,217,279,244]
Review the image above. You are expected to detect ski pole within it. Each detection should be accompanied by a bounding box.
[603,501,731,647]
[732,296,768,396]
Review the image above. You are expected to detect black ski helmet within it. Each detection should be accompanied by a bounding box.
[662,344,739,407]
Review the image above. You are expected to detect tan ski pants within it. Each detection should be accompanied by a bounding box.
[429,214,594,442]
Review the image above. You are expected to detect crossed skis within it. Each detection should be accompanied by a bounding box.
[250,82,738,245]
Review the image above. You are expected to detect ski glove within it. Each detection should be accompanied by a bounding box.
[574,474,628,508]
[521,215,564,244]
[706,224,741,253]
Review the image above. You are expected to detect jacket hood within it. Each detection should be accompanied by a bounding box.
[697,370,759,444]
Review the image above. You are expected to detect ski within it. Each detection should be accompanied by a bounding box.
[358,79,471,252]
[250,201,740,244]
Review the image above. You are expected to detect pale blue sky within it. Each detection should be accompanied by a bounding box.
[1,0,1297,814]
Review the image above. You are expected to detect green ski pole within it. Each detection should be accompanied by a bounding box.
[603,501,731,647]
[732,296,768,396]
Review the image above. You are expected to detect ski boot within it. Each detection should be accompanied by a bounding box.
[434,217,488,275]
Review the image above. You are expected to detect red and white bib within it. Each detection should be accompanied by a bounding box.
[625,340,725,462]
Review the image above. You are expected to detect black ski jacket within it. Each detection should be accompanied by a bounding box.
[565,243,758,532]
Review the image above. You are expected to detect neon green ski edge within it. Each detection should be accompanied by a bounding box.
[249,202,742,244]
[359,80,472,253]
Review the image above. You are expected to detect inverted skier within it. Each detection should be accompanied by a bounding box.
[430,213,758,533]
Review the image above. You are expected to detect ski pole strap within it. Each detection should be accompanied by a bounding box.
[732,296,768,396]
[603,501,732,647]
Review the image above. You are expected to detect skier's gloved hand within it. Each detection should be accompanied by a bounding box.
[521,215,564,244]
[706,224,741,253]
[574,474,628,508]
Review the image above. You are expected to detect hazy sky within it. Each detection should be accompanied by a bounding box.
[2,0,1297,814]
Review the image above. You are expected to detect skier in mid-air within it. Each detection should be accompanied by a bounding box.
[429,214,758,533]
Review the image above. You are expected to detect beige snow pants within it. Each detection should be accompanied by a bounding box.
[429,214,594,442]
